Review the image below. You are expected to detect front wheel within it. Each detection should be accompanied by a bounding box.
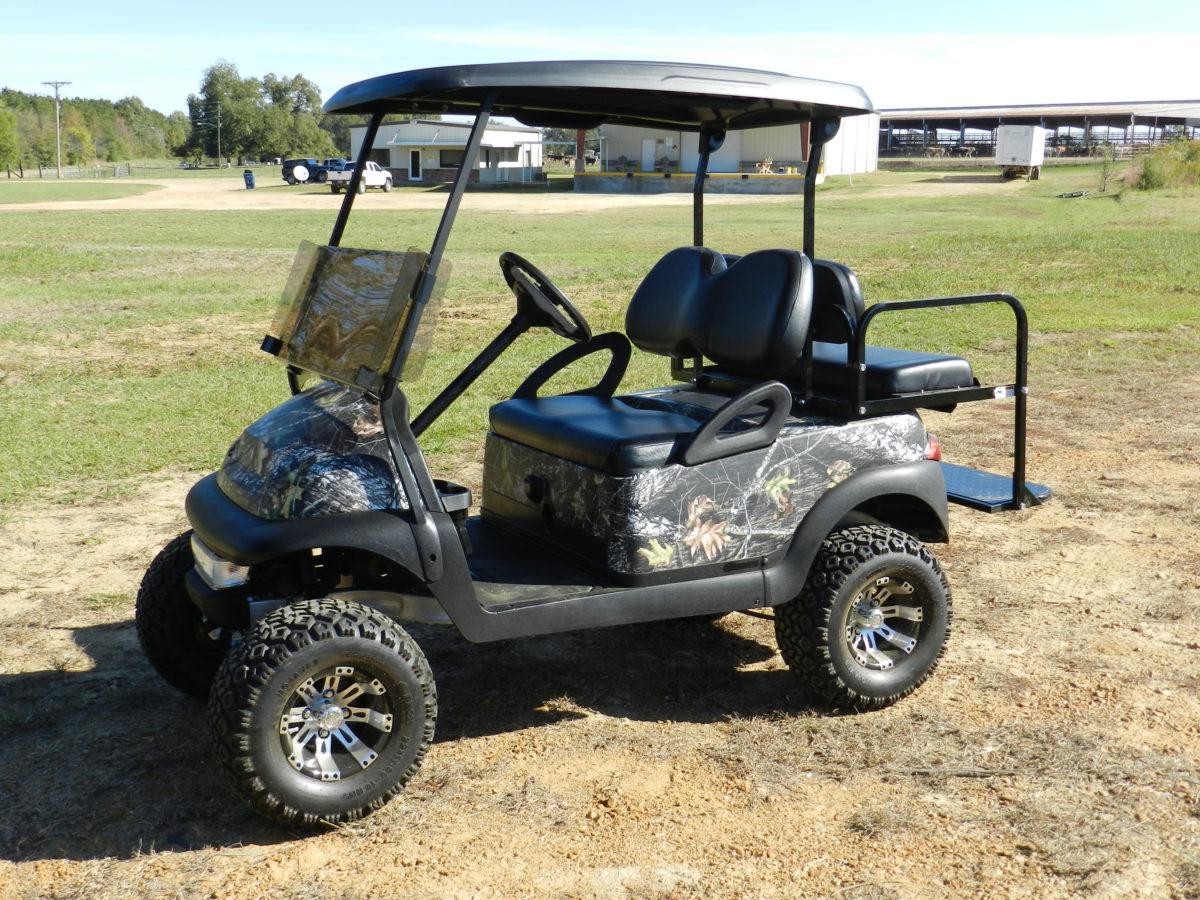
[775,525,951,710]
[136,531,233,697]
[209,598,436,826]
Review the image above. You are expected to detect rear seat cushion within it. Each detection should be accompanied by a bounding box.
[810,342,975,395]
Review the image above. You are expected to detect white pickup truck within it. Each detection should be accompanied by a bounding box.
[326,160,394,193]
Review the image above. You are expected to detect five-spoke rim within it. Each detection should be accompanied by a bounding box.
[278,665,395,782]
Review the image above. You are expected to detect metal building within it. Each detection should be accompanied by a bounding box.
[879,100,1200,157]
[577,114,879,194]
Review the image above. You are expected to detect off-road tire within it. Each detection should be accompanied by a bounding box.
[209,598,436,826]
[136,531,231,697]
[775,525,951,710]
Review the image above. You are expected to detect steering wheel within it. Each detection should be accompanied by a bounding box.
[499,251,591,343]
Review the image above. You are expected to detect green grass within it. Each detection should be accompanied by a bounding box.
[0,164,1196,504]
[0,181,163,204]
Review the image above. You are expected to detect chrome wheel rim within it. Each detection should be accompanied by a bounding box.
[279,665,395,782]
[844,575,925,671]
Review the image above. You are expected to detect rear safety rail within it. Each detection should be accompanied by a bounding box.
[825,292,1050,512]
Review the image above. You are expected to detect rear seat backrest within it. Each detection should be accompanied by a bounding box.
[626,246,813,378]
[810,258,865,344]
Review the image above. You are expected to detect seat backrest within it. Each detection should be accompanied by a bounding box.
[810,258,864,344]
[625,246,726,358]
[625,247,812,378]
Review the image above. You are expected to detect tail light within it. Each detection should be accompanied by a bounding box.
[924,432,942,461]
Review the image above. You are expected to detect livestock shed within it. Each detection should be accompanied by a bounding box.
[350,119,544,183]
[879,100,1200,158]
[576,114,879,194]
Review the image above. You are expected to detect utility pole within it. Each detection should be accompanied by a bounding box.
[42,80,71,178]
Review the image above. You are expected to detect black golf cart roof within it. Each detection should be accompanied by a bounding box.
[323,60,873,131]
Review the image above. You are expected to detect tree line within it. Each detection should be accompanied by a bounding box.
[0,62,372,171]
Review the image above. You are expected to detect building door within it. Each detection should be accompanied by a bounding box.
[409,149,422,181]
[641,138,657,172]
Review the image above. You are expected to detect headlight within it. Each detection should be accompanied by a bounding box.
[191,535,251,590]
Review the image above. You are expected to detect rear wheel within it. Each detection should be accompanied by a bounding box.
[382,178,393,192]
[330,184,341,193]
[775,525,951,710]
[136,531,232,697]
[210,598,436,825]
[356,178,366,194]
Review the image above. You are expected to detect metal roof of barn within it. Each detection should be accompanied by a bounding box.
[881,99,1200,128]
[324,60,873,131]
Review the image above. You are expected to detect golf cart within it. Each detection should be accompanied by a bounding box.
[136,61,1050,826]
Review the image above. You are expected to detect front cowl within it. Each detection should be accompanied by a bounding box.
[217,382,408,520]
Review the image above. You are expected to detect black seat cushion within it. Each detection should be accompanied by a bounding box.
[489,395,708,474]
[810,342,975,395]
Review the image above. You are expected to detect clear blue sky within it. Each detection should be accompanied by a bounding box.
[3,0,1198,114]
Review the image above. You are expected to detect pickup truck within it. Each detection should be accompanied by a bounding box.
[313,158,349,183]
[327,160,393,193]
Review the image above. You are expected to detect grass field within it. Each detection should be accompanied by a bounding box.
[0,164,1196,505]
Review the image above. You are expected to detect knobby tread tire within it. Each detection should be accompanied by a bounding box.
[136,531,228,697]
[209,598,436,826]
[775,525,952,711]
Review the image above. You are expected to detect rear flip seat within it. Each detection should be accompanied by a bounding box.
[807,259,976,397]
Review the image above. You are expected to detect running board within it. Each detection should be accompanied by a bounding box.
[941,462,1052,513]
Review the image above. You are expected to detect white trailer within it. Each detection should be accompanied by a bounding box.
[996,125,1047,180]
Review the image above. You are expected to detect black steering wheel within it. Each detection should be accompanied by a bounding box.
[499,251,591,343]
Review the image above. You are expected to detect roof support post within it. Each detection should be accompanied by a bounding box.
[389,91,497,383]
[803,117,840,260]
[328,112,383,247]
[692,127,724,247]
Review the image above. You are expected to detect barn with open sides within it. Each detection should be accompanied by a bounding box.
[879,100,1200,158]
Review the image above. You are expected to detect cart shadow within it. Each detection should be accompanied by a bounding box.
[409,614,815,743]
[0,623,296,864]
[0,616,812,863]
[919,174,1008,184]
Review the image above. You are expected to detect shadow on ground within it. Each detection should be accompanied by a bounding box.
[0,613,806,862]
[919,174,1009,184]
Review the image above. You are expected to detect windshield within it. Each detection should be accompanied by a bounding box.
[268,241,448,393]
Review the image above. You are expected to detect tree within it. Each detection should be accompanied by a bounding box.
[0,107,19,169]
[187,62,338,163]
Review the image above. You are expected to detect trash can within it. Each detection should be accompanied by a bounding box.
[243,169,255,189]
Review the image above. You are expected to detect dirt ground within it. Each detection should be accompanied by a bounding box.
[0,178,1198,899]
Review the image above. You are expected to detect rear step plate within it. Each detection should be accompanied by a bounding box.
[940,462,1052,512]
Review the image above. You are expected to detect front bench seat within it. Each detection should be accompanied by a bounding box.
[488,247,808,475]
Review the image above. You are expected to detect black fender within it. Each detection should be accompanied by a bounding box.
[185,472,427,580]
[763,459,949,606]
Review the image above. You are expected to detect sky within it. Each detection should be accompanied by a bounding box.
[3,0,1198,115]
